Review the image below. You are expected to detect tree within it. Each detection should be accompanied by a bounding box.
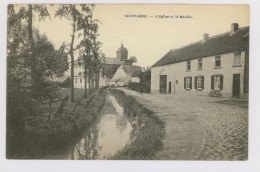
[7,5,68,158]
[55,4,81,102]
[129,56,137,63]
[77,4,104,95]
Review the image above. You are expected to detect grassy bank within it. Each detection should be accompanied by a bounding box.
[109,89,165,160]
[7,89,106,159]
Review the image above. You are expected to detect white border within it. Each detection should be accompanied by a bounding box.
[1,0,260,172]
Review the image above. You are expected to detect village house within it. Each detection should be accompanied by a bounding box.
[110,65,142,87]
[73,43,142,88]
[151,23,249,98]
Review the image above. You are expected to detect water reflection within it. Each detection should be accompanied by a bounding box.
[67,94,132,160]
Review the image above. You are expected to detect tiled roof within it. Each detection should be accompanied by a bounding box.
[152,26,249,67]
[122,65,142,75]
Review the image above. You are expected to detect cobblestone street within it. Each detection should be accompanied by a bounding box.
[118,88,248,160]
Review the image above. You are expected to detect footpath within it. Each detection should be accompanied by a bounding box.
[117,88,248,160]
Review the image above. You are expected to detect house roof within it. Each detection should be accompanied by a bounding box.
[152,26,249,67]
[122,65,142,75]
[111,65,142,82]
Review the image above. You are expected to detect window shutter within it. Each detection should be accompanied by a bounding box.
[195,76,197,89]
[220,75,223,90]
[190,77,192,89]
[202,76,204,89]
[184,77,186,89]
[211,75,214,90]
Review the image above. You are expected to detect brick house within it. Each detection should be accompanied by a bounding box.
[151,23,249,98]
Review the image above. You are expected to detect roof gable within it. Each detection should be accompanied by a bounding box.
[152,27,249,67]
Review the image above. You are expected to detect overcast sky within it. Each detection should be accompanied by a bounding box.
[33,4,249,68]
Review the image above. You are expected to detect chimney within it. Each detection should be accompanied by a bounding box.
[203,33,209,42]
[231,23,239,34]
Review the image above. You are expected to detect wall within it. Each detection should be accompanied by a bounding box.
[151,51,246,97]
[131,77,140,83]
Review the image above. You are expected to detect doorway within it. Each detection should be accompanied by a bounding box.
[159,75,167,94]
[233,74,240,97]
[168,82,171,94]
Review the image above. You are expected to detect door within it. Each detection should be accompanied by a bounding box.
[168,82,171,94]
[159,75,167,94]
[233,74,240,97]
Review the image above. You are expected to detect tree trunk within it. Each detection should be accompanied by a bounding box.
[28,4,36,87]
[70,12,76,102]
[84,66,87,98]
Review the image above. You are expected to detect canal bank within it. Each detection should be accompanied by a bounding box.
[9,89,107,159]
[56,89,165,160]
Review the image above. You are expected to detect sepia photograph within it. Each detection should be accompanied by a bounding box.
[5,3,250,161]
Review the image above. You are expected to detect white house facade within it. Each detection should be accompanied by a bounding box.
[73,63,106,89]
[151,23,249,98]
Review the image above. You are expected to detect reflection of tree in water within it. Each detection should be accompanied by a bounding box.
[68,119,101,160]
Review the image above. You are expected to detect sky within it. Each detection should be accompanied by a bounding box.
[32,4,249,68]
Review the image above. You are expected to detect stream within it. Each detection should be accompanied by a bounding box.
[65,94,132,160]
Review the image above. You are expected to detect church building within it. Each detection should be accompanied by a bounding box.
[74,43,141,88]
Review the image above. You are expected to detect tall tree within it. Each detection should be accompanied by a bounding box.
[55,4,81,102]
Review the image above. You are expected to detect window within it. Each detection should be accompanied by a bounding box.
[198,59,202,69]
[75,78,78,84]
[234,52,241,66]
[211,75,223,90]
[184,77,192,90]
[186,77,190,89]
[187,61,191,71]
[80,78,82,83]
[214,75,220,90]
[215,56,221,67]
[195,76,204,90]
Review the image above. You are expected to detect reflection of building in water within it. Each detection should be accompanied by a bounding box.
[116,116,128,132]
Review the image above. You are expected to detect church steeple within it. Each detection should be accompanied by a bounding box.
[116,43,128,61]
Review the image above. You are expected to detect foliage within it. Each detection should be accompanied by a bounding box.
[128,70,151,93]
[6,5,68,158]
[129,56,137,63]
[110,90,165,160]
[56,77,71,88]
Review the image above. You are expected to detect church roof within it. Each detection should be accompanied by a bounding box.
[117,44,128,53]
[152,26,249,67]
[103,57,123,65]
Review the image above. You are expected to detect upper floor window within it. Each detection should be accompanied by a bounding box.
[198,59,202,69]
[215,56,221,67]
[187,61,191,71]
[234,52,241,66]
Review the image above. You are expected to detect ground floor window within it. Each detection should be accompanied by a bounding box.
[80,78,82,83]
[75,78,77,84]
[195,76,204,90]
[211,75,223,90]
[184,77,192,90]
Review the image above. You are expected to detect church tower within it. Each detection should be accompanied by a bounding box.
[116,44,128,61]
